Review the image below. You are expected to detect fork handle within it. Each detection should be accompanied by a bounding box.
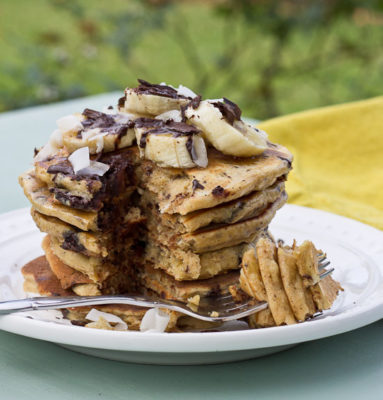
[0,295,165,315]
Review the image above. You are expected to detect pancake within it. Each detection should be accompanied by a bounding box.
[20,171,98,231]
[140,264,240,302]
[22,256,73,296]
[256,238,296,325]
[47,235,116,282]
[31,207,144,257]
[34,147,137,211]
[277,245,316,321]
[21,255,179,331]
[144,236,266,281]
[138,142,292,215]
[153,179,286,234]
[20,172,136,232]
[32,209,108,257]
[239,238,342,327]
[42,235,95,289]
[146,191,287,253]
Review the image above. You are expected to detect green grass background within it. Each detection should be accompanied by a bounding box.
[0,0,382,119]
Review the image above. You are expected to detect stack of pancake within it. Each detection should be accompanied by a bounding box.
[19,80,325,332]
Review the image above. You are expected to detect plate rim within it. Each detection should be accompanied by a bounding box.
[0,205,382,353]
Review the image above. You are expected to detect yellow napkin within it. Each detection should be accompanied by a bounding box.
[258,96,383,230]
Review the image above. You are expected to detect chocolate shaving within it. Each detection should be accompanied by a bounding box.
[61,231,86,253]
[135,79,190,99]
[212,98,242,125]
[47,161,74,175]
[78,108,134,141]
[186,136,193,158]
[212,185,229,198]
[192,179,204,190]
[118,96,125,108]
[137,119,199,148]
[190,95,202,110]
[134,118,164,128]
[149,121,200,137]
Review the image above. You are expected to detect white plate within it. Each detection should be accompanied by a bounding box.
[0,206,382,365]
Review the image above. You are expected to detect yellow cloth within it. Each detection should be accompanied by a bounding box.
[258,96,383,230]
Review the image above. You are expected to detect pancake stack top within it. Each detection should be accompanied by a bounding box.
[19,80,341,332]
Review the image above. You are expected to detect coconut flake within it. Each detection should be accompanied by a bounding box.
[114,112,135,124]
[33,142,58,162]
[50,128,63,147]
[78,160,110,176]
[208,98,224,103]
[57,114,83,134]
[68,147,90,173]
[191,136,208,168]
[156,110,182,123]
[177,84,197,99]
[86,308,128,331]
[81,127,102,141]
[140,308,170,333]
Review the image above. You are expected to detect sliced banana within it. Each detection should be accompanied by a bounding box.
[119,79,194,116]
[184,98,268,157]
[62,109,136,154]
[134,119,207,169]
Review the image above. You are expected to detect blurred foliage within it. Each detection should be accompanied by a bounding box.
[0,0,382,118]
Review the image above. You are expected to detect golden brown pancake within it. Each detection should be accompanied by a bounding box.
[138,143,292,215]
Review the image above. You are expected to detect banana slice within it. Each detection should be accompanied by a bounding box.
[134,118,208,169]
[184,98,268,157]
[62,109,136,154]
[119,79,195,116]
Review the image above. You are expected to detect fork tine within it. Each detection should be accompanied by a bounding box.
[318,254,327,263]
[320,267,334,279]
[318,260,331,270]
[217,300,261,315]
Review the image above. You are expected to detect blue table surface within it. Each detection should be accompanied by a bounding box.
[0,94,381,400]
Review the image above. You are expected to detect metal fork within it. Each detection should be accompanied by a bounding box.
[0,257,333,322]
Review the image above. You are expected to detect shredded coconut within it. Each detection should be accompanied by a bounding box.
[140,308,170,333]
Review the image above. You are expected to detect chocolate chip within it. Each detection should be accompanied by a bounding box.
[192,179,204,190]
[212,185,228,197]
[61,231,86,253]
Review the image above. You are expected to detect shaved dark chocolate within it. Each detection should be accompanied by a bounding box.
[82,109,115,129]
[192,179,204,190]
[148,121,199,137]
[190,95,202,110]
[186,136,193,158]
[212,185,229,198]
[78,109,134,141]
[134,118,164,128]
[118,96,125,108]
[61,231,86,253]
[213,98,242,125]
[135,79,191,99]
[137,119,200,148]
[47,161,74,175]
